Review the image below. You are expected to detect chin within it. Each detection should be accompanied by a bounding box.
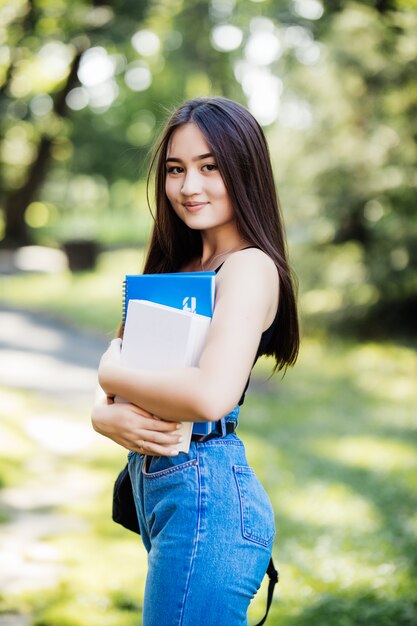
[182,216,214,230]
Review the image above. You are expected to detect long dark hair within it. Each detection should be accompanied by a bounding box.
[141,96,299,370]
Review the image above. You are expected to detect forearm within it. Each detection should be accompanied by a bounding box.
[99,364,221,423]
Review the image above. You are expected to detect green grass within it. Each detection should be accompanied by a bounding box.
[245,342,417,625]
[1,249,416,625]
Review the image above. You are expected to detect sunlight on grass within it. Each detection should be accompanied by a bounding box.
[346,343,417,403]
[0,386,147,624]
[237,338,417,625]
[405,513,417,540]
[0,388,35,464]
[312,437,417,473]
[1,251,417,625]
[278,481,380,531]
[1,387,29,414]
[24,416,95,455]
[54,534,147,593]
[0,423,32,459]
[278,545,400,595]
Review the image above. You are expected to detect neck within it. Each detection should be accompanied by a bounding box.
[199,237,250,271]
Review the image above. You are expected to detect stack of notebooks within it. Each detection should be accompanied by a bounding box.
[120,272,216,453]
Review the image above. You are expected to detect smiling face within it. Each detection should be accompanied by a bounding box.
[165,123,235,233]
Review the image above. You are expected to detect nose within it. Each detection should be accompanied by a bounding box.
[181,169,202,196]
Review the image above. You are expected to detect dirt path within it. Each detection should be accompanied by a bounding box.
[0,306,107,405]
[0,307,108,624]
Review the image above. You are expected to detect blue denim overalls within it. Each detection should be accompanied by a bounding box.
[128,405,275,626]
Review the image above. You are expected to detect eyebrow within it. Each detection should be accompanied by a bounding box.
[165,152,214,163]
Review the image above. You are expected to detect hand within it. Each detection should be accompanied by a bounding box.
[91,390,182,456]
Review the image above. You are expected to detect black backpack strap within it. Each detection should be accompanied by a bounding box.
[254,558,279,626]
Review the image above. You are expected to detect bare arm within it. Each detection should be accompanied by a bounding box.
[98,249,279,423]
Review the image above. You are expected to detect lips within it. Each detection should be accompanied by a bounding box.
[183,202,208,213]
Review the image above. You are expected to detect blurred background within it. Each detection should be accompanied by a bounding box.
[0,0,416,624]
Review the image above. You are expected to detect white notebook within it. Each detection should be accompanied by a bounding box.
[120,299,212,453]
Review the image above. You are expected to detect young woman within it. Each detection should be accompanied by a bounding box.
[92,96,299,626]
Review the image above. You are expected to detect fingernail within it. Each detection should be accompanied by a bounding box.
[177,436,184,442]
[170,450,179,456]
[175,424,182,430]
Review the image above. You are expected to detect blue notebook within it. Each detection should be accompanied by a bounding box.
[122,272,217,436]
[123,272,216,323]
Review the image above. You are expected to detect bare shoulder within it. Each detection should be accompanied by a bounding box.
[219,248,278,283]
[216,248,279,311]
[214,247,279,330]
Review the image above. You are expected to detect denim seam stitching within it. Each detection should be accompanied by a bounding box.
[233,465,274,548]
[197,439,243,448]
[178,448,202,626]
[141,458,198,479]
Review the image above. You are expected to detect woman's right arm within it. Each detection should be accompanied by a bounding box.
[91,386,183,456]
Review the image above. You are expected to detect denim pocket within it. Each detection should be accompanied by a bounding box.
[142,455,198,479]
[233,465,275,547]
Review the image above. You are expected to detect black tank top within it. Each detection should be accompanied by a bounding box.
[214,249,279,406]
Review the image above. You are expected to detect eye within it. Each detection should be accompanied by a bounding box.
[166,166,183,174]
[202,163,218,172]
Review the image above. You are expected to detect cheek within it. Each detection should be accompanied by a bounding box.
[165,179,174,203]
[165,186,182,218]
[213,181,234,213]
[165,175,183,201]
[212,177,230,201]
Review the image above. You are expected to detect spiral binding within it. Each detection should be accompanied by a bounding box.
[122,278,128,323]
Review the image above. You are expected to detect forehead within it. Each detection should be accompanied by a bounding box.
[167,123,211,157]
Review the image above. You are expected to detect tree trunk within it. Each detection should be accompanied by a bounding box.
[2,51,83,248]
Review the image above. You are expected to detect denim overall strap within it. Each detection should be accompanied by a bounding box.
[191,405,240,442]
[220,404,239,436]
[220,416,227,437]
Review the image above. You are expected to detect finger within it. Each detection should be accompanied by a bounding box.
[141,430,184,446]
[124,404,182,428]
[137,413,182,430]
[137,441,180,457]
[141,419,182,432]
[108,436,134,451]
[126,405,179,426]
[118,404,181,432]
[129,412,181,432]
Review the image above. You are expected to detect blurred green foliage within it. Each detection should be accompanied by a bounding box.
[1,4,416,622]
[0,0,416,334]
